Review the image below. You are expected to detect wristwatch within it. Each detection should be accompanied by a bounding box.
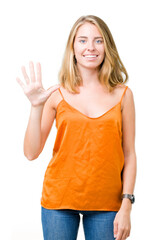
[122,194,135,204]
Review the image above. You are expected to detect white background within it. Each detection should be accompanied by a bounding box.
[0,0,151,239]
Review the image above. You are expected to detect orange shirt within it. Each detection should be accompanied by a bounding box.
[41,85,128,211]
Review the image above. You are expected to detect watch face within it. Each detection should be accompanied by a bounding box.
[122,194,135,203]
[131,195,135,203]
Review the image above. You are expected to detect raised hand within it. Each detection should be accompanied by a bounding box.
[16,61,60,106]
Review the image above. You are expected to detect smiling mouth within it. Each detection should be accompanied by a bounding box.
[83,55,98,58]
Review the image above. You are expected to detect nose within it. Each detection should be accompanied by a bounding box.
[87,41,95,51]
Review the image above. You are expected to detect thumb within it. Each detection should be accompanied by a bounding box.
[46,84,60,96]
[113,221,118,238]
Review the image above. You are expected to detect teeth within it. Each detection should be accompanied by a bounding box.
[84,55,97,58]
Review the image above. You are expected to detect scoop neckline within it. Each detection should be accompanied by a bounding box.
[56,98,121,120]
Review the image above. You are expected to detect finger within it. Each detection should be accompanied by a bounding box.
[21,66,30,84]
[113,222,118,239]
[115,230,123,240]
[36,62,42,85]
[16,77,25,90]
[29,61,36,82]
[121,230,129,240]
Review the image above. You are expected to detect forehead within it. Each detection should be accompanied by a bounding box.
[75,22,102,37]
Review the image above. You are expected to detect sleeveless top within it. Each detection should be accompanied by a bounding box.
[41,85,128,211]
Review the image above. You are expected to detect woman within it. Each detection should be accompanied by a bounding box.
[17,15,137,240]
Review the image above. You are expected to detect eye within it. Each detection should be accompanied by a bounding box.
[96,39,103,44]
[79,39,86,43]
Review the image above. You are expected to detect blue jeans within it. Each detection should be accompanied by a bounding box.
[41,206,117,240]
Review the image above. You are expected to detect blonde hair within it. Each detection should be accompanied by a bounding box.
[58,15,128,93]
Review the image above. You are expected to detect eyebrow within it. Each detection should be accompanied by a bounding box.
[78,36,103,39]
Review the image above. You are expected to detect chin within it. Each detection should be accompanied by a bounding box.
[79,62,102,70]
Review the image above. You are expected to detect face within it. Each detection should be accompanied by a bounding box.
[73,22,105,71]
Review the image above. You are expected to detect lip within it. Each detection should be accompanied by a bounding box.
[83,54,98,57]
[83,54,98,60]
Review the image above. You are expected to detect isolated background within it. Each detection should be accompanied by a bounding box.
[0,0,151,239]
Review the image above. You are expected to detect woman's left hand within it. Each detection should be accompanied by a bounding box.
[113,208,131,240]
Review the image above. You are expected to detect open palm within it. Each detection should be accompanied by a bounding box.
[16,61,60,106]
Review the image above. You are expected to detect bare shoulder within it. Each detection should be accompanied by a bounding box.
[115,84,133,97]
[115,84,134,110]
[45,84,62,111]
[122,85,135,112]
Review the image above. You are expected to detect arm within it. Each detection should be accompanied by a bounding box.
[24,94,56,160]
[17,61,60,160]
[114,87,137,240]
[120,86,137,211]
[24,104,44,160]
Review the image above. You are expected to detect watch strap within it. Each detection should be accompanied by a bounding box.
[122,193,135,204]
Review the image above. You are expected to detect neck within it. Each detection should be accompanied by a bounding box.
[77,65,101,88]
